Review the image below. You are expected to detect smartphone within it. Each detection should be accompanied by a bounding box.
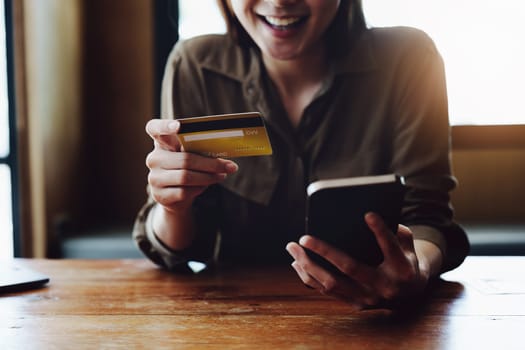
[305,174,406,272]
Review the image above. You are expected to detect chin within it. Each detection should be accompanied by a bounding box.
[265,47,302,61]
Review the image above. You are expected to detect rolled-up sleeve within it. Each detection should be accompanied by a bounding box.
[389,32,470,272]
[132,197,219,272]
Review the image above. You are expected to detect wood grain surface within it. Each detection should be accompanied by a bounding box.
[1,257,524,349]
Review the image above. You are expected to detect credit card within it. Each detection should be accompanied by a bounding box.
[177,112,273,158]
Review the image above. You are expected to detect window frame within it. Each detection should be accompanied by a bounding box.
[154,0,179,117]
[2,0,20,256]
[452,125,525,150]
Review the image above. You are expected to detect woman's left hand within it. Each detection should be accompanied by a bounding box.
[285,212,438,309]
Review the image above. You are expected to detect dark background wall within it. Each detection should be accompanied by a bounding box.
[78,0,155,229]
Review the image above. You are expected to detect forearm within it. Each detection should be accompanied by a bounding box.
[152,204,197,251]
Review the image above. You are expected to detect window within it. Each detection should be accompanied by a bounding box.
[178,0,525,126]
[0,0,14,258]
[364,0,525,126]
[178,0,225,40]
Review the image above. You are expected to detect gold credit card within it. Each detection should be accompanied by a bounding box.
[177,112,273,158]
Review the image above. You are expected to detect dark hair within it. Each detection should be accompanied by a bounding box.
[216,0,367,53]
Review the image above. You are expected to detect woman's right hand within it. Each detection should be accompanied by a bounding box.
[145,119,238,213]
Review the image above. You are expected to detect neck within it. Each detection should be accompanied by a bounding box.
[261,45,329,127]
[262,46,328,96]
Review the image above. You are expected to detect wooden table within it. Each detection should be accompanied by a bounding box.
[2,257,524,349]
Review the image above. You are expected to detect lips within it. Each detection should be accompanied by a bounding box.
[259,15,307,31]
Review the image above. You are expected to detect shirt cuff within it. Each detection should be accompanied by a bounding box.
[145,205,190,268]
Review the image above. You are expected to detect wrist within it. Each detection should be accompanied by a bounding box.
[414,239,443,279]
[152,204,196,251]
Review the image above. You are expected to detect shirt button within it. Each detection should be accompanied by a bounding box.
[246,83,254,95]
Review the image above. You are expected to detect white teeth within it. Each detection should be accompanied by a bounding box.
[265,16,301,27]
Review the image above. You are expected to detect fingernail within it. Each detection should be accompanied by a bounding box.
[167,120,179,131]
[285,243,296,258]
[225,162,238,173]
[365,212,376,223]
[299,235,309,246]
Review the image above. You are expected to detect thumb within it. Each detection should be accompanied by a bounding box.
[145,118,182,152]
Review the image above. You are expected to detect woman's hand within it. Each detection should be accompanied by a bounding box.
[145,119,238,212]
[144,119,238,250]
[285,212,442,309]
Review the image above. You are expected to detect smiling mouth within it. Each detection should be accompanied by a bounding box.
[259,15,307,30]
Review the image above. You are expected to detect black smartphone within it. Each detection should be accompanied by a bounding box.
[0,261,50,293]
[305,174,406,273]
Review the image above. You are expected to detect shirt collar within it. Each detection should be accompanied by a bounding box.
[199,29,378,83]
[198,35,258,82]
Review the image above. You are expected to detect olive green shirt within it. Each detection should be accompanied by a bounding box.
[133,27,470,273]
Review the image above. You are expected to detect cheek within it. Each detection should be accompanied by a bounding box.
[312,0,341,10]
[230,1,257,33]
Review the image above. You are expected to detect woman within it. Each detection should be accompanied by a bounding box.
[133,0,469,309]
